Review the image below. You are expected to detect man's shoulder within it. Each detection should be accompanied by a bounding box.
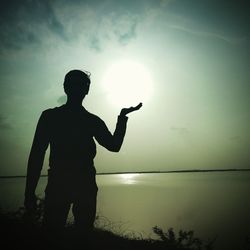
[42,106,61,114]
[84,109,103,123]
[41,106,104,125]
[40,106,64,119]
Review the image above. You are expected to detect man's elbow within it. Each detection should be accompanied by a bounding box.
[108,144,121,152]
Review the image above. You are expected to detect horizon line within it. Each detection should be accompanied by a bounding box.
[0,168,250,178]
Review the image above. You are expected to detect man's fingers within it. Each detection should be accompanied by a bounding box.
[134,102,143,110]
[130,102,143,112]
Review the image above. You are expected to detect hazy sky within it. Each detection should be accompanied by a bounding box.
[0,0,249,175]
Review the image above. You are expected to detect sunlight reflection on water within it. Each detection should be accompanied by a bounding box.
[118,173,140,185]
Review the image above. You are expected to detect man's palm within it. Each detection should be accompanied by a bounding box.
[120,102,142,116]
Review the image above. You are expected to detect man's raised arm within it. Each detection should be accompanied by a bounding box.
[94,103,142,152]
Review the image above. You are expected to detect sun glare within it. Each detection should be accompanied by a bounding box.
[119,173,139,185]
[101,60,153,108]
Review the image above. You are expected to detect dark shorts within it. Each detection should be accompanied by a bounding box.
[43,168,98,231]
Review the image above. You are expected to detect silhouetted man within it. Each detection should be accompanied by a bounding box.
[24,70,142,236]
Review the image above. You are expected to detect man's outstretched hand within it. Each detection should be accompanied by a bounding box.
[120,102,143,116]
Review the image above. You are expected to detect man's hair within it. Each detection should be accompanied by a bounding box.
[64,70,91,93]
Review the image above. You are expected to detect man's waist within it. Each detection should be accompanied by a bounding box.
[48,163,95,174]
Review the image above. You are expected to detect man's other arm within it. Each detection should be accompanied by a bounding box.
[24,111,50,210]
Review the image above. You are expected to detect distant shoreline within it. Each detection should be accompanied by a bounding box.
[0,168,250,178]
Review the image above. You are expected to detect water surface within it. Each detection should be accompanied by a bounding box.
[1,172,249,250]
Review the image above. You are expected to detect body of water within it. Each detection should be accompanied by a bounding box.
[1,171,250,250]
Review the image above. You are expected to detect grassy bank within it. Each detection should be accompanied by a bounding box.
[0,201,215,250]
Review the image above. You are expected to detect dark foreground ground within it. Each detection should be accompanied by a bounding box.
[0,207,216,250]
[1,206,249,250]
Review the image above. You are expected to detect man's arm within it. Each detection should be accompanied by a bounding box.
[24,111,50,210]
[94,103,142,152]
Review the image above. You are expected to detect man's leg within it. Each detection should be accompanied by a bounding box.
[43,170,71,231]
[71,188,97,250]
[43,192,71,230]
[72,188,97,234]
[42,187,71,248]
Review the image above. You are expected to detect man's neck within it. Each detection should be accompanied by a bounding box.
[65,99,83,110]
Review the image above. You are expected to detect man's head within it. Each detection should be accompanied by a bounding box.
[64,70,91,99]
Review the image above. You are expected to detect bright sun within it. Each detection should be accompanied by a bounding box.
[102,60,153,107]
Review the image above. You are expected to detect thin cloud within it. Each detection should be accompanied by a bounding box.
[0,115,12,130]
[167,24,246,45]
[0,0,139,54]
[148,0,248,45]
[113,14,138,45]
[89,36,102,52]
[57,95,67,105]
[170,126,189,135]
[87,12,138,51]
[160,0,176,7]
[0,0,67,51]
[229,136,242,142]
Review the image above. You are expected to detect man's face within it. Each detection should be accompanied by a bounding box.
[65,81,90,99]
